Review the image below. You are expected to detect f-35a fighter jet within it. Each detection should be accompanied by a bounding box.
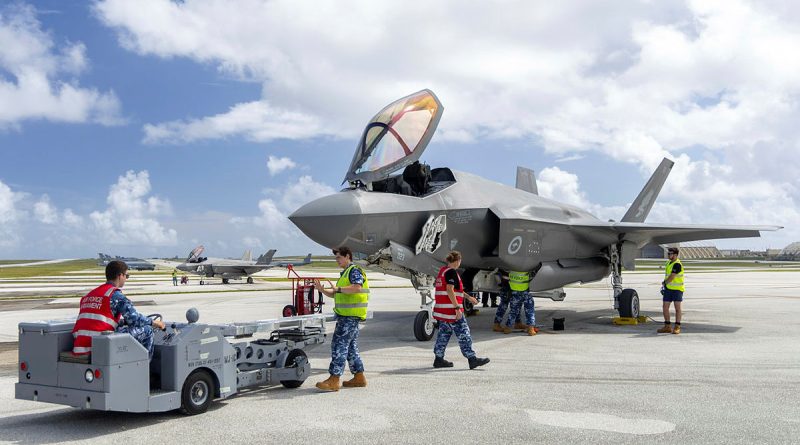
[289,89,781,340]
[176,245,311,284]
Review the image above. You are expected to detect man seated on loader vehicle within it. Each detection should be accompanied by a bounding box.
[71,260,166,359]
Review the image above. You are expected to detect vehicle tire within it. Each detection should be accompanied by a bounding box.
[463,296,474,313]
[413,310,435,341]
[618,288,640,318]
[247,277,254,284]
[282,304,297,317]
[222,278,229,284]
[280,349,308,389]
[181,370,214,415]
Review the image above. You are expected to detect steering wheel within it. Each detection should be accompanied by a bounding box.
[147,313,163,321]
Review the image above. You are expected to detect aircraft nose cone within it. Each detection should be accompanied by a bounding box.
[289,192,362,248]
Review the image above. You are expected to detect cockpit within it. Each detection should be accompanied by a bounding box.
[345,89,455,196]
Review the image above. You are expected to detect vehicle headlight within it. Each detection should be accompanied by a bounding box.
[84,368,94,383]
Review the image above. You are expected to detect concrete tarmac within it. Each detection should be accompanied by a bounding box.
[0,270,798,444]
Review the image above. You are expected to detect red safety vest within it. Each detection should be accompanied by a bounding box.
[433,266,464,322]
[71,283,121,355]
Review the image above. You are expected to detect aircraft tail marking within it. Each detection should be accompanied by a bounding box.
[621,158,674,223]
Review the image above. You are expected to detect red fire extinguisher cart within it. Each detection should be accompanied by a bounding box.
[282,265,331,317]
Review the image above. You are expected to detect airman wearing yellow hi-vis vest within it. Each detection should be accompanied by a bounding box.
[503,270,538,336]
[658,247,684,335]
[313,246,369,391]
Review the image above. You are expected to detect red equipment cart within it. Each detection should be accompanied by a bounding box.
[282,265,330,317]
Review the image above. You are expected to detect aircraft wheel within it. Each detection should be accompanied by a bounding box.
[413,310,435,341]
[200,280,204,285]
[181,370,214,415]
[618,288,640,318]
[280,349,308,389]
[247,277,254,284]
[222,278,229,284]
[282,304,297,317]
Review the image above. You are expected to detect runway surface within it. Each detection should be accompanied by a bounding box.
[0,269,798,444]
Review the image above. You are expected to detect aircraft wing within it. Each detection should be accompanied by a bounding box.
[608,222,782,246]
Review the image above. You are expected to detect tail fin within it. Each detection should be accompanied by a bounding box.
[621,158,674,223]
[515,166,538,195]
[241,250,252,262]
[303,253,312,264]
[256,249,277,265]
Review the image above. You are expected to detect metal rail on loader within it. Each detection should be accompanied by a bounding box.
[15,309,327,415]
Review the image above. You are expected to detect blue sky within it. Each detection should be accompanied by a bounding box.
[1,0,798,259]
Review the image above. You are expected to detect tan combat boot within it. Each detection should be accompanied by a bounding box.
[502,326,512,334]
[657,324,672,333]
[342,372,367,388]
[526,326,537,336]
[315,374,340,392]
[492,323,504,332]
[672,325,681,335]
[513,322,528,330]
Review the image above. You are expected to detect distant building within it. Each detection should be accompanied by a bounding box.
[640,242,721,259]
[777,242,800,261]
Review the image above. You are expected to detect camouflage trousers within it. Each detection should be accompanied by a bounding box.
[117,324,155,358]
[506,291,535,327]
[328,316,364,376]
[493,291,522,324]
[433,317,476,359]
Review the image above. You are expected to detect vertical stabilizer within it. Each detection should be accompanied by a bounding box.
[241,250,252,262]
[621,158,674,223]
[256,249,277,265]
[516,166,538,195]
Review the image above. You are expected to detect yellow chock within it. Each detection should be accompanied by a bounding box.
[612,316,649,325]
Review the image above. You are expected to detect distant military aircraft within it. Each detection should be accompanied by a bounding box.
[98,253,155,271]
[176,245,311,284]
[289,89,782,340]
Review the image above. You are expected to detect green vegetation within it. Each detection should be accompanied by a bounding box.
[0,260,42,265]
[0,260,101,278]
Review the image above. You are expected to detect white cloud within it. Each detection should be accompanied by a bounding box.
[93,0,800,248]
[0,179,24,247]
[267,155,296,176]
[0,3,122,128]
[232,174,335,241]
[89,170,178,246]
[33,194,57,224]
[537,167,590,209]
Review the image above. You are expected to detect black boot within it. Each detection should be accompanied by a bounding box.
[468,356,490,369]
[433,356,454,368]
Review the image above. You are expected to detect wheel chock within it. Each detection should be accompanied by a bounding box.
[612,316,649,325]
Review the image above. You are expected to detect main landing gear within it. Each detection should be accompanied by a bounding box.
[610,243,639,319]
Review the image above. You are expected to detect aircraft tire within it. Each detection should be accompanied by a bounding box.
[247,277,254,284]
[618,288,640,318]
[413,310,435,341]
[222,278,229,284]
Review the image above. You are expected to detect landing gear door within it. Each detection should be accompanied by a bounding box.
[345,89,443,185]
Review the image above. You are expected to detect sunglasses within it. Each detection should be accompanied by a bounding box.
[124,273,130,279]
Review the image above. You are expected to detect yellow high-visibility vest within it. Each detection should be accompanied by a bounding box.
[664,259,685,292]
[334,264,369,320]
[508,270,530,292]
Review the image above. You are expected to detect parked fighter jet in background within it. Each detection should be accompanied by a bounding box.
[289,89,782,340]
[97,253,155,271]
[176,246,311,284]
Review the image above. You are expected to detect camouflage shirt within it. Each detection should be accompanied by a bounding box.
[107,282,152,329]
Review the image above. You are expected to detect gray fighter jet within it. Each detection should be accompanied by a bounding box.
[176,245,311,284]
[98,253,155,271]
[289,89,782,340]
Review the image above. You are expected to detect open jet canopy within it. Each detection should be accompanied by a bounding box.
[345,89,443,185]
